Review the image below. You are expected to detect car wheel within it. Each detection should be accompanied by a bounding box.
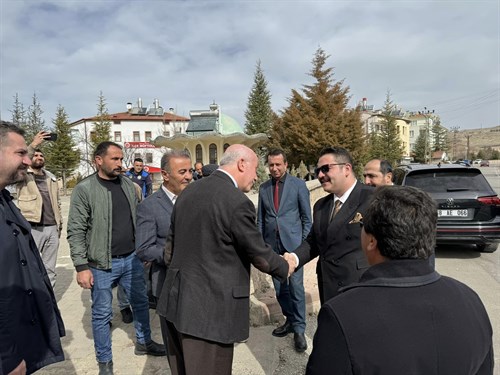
[476,243,498,253]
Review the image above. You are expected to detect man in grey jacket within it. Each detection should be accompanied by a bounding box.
[17,131,62,287]
[67,141,165,375]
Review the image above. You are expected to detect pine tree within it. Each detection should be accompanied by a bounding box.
[368,91,404,166]
[269,48,365,167]
[413,130,427,163]
[10,93,26,127]
[432,118,448,151]
[245,60,273,135]
[90,91,112,153]
[44,105,80,193]
[25,92,46,142]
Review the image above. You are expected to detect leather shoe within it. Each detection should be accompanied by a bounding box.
[135,339,167,356]
[120,307,133,324]
[294,333,307,352]
[98,360,113,375]
[272,321,293,337]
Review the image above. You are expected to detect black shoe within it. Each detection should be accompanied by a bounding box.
[294,333,307,352]
[272,321,293,337]
[135,340,167,356]
[98,360,114,375]
[120,307,133,324]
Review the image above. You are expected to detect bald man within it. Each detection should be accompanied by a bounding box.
[156,144,293,375]
[363,159,394,187]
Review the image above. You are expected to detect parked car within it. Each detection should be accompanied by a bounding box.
[480,160,490,167]
[393,164,500,252]
[473,159,482,165]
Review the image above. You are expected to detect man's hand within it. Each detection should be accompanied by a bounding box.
[76,269,94,289]
[283,252,298,277]
[8,360,26,375]
[30,131,50,148]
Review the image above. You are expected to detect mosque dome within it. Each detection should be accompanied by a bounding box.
[219,113,244,135]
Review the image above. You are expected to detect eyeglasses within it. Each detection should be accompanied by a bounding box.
[314,163,346,176]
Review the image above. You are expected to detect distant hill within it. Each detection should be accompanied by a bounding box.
[447,125,500,159]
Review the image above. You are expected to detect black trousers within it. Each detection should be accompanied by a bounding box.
[163,319,234,375]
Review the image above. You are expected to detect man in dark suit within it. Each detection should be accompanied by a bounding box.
[257,149,312,352]
[306,186,493,374]
[288,147,373,304]
[157,144,293,375]
[136,149,193,349]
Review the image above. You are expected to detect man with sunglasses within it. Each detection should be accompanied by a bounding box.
[288,147,374,304]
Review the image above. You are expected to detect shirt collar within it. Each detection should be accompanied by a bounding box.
[334,180,357,204]
[161,184,177,203]
[218,169,238,188]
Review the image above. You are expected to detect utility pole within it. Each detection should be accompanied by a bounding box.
[450,126,460,160]
[419,107,435,164]
[465,133,471,161]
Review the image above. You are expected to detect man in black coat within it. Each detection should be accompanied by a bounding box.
[0,121,65,375]
[156,144,292,375]
[289,147,373,304]
[306,186,493,375]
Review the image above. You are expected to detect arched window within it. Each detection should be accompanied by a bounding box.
[195,144,203,163]
[209,144,217,164]
[223,143,230,152]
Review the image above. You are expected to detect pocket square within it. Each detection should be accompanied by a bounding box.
[349,212,363,224]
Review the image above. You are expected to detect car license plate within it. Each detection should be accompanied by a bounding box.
[438,209,468,217]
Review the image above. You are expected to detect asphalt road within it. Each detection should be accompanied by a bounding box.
[273,167,500,374]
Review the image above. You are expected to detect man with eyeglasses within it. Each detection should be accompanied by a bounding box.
[287,147,374,304]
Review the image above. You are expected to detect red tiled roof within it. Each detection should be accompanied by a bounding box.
[70,111,189,126]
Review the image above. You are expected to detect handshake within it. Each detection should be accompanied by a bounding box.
[283,252,298,277]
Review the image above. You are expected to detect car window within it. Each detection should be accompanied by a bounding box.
[404,170,492,193]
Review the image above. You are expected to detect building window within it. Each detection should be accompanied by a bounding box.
[224,143,230,152]
[113,120,121,125]
[145,153,153,163]
[397,125,400,134]
[114,131,122,142]
[145,131,152,141]
[133,131,140,141]
[163,130,171,137]
[209,143,217,164]
[90,131,96,140]
[134,153,142,160]
[410,130,414,138]
[195,144,203,163]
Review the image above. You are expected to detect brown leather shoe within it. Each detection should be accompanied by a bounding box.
[272,321,293,337]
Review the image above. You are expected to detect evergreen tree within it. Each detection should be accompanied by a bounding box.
[90,91,112,153]
[413,130,427,163]
[368,91,404,166]
[25,92,46,142]
[45,105,80,193]
[245,60,273,135]
[10,93,26,127]
[432,118,448,151]
[269,48,365,168]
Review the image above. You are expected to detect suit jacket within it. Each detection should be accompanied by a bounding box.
[135,187,173,298]
[257,174,312,252]
[294,181,374,304]
[306,260,494,375]
[156,170,289,344]
[0,189,65,374]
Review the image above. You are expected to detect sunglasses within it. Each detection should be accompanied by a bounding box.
[314,163,346,176]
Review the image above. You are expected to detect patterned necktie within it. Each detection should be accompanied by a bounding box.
[273,181,279,211]
[329,199,342,222]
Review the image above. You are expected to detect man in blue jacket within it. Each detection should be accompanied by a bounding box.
[257,149,312,352]
[125,158,152,198]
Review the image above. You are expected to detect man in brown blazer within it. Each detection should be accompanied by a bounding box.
[156,144,292,375]
[288,147,373,304]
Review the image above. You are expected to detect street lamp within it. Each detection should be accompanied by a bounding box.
[419,107,434,164]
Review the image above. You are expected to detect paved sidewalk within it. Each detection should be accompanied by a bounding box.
[37,196,320,375]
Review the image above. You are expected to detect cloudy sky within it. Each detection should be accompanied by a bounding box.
[1,0,499,131]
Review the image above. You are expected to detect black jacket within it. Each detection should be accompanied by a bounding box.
[0,189,65,374]
[306,259,494,375]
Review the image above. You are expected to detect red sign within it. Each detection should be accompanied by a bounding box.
[124,142,156,149]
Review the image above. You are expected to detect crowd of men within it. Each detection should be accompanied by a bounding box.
[0,118,494,375]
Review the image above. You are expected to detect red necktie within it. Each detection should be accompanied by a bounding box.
[274,181,279,211]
